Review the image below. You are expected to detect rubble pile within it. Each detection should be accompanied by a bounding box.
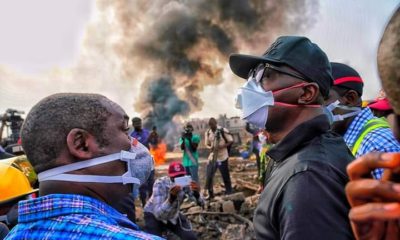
[182,192,260,240]
[151,157,261,239]
[181,159,261,240]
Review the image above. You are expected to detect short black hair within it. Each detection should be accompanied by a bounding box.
[131,117,142,124]
[21,93,113,173]
[208,118,217,125]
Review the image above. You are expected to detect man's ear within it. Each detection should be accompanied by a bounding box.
[66,128,98,160]
[342,90,360,107]
[298,83,319,104]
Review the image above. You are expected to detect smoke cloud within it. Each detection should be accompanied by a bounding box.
[85,0,317,146]
[0,0,318,148]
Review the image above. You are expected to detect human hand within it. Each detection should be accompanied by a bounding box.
[190,181,200,193]
[346,152,400,240]
[169,185,182,203]
[257,184,264,194]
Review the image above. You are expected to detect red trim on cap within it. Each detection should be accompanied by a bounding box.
[334,77,363,85]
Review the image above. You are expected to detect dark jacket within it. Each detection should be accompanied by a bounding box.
[254,115,355,240]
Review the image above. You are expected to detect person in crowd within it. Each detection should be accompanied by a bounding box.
[368,97,393,118]
[144,162,202,239]
[204,118,233,198]
[5,93,161,240]
[130,117,155,207]
[245,123,262,177]
[325,62,400,179]
[345,6,400,239]
[148,126,160,149]
[130,117,150,149]
[230,36,354,239]
[179,123,200,183]
[0,157,38,237]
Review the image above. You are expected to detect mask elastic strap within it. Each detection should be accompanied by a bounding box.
[272,83,321,108]
[38,150,136,181]
[332,109,362,122]
[272,82,307,95]
[326,100,340,111]
[39,173,141,185]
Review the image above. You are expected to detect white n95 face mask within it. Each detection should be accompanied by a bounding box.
[235,79,274,129]
[323,100,362,124]
[38,137,153,188]
[236,78,321,129]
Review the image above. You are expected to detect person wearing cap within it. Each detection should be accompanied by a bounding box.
[5,93,161,240]
[345,8,400,238]
[230,36,354,239]
[179,123,201,183]
[369,97,393,118]
[144,162,202,239]
[326,62,400,179]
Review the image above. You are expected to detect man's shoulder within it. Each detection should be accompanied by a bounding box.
[278,135,352,177]
[362,126,400,150]
[6,217,160,240]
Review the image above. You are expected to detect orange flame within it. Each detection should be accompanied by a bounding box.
[150,142,167,166]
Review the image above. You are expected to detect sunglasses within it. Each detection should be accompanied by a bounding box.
[247,63,307,83]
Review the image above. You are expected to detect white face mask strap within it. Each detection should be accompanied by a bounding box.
[38,150,136,181]
[40,173,141,185]
[332,109,361,122]
[326,100,340,111]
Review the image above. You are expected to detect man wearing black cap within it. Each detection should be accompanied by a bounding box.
[230,36,354,239]
[326,62,400,179]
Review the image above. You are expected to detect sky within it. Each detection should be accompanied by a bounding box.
[0,0,399,121]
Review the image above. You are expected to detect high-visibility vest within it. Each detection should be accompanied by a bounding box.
[351,117,390,156]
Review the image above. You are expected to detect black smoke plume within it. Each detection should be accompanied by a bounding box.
[93,0,318,146]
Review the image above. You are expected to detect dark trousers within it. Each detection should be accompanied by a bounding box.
[253,148,261,177]
[139,169,155,207]
[204,158,232,196]
[144,212,197,240]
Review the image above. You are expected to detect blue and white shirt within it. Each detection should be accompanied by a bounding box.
[6,194,163,240]
[344,107,400,179]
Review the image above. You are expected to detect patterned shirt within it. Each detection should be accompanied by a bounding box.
[205,127,233,161]
[144,176,203,224]
[5,194,163,240]
[344,107,400,179]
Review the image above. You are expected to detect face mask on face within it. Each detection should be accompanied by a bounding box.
[235,78,320,128]
[38,137,153,190]
[323,100,362,124]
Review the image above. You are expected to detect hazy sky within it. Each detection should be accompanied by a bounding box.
[0,0,399,120]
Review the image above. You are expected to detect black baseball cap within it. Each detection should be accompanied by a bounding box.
[331,62,364,96]
[229,36,333,97]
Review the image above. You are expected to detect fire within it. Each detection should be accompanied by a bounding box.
[150,142,167,166]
